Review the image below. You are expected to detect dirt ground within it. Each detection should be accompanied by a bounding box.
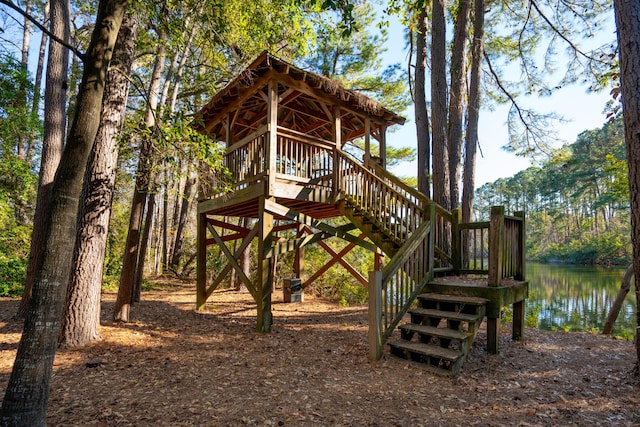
[0,279,638,426]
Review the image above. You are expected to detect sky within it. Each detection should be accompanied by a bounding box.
[377,8,616,189]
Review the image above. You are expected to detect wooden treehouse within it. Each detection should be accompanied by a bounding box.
[194,52,528,376]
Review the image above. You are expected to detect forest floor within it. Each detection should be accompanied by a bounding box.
[0,278,638,426]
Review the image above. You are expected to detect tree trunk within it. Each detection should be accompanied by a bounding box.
[133,183,156,302]
[170,174,195,270]
[431,0,450,209]
[462,0,485,223]
[236,217,252,291]
[113,32,166,321]
[31,0,50,121]
[113,136,153,321]
[415,8,430,198]
[161,171,169,273]
[613,0,640,370]
[602,264,634,335]
[0,1,127,423]
[59,12,138,348]
[17,0,70,318]
[20,0,32,67]
[447,0,470,210]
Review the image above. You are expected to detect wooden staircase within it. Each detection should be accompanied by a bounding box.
[388,293,487,376]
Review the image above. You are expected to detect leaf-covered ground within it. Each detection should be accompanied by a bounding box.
[0,279,638,426]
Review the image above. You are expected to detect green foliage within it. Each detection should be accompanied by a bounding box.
[302,1,411,114]
[475,117,630,265]
[0,54,41,297]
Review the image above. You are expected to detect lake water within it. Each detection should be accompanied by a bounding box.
[525,263,637,339]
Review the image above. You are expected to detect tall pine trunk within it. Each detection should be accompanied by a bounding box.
[31,1,50,121]
[114,31,166,321]
[462,0,485,223]
[170,174,195,271]
[415,8,431,198]
[0,1,127,423]
[431,0,450,209]
[17,0,70,318]
[447,0,470,209]
[613,0,640,371]
[59,12,138,347]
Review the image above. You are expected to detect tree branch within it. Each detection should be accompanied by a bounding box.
[529,0,608,65]
[0,0,85,60]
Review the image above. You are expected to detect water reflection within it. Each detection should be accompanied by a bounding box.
[527,263,636,338]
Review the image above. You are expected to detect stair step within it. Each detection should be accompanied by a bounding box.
[418,293,488,306]
[408,308,482,323]
[399,324,471,341]
[388,340,462,361]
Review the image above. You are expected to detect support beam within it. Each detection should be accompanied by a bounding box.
[257,197,275,332]
[263,199,377,252]
[368,270,383,360]
[294,224,305,279]
[267,81,278,196]
[302,236,368,288]
[196,213,207,310]
[204,223,259,300]
[512,300,525,341]
[487,317,501,354]
[489,205,505,286]
[207,222,257,298]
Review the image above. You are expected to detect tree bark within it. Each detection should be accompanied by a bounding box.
[170,174,195,271]
[431,0,450,209]
[447,0,470,210]
[0,1,127,423]
[133,182,156,302]
[59,11,138,348]
[17,0,70,318]
[613,0,640,371]
[462,0,485,223]
[113,31,166,321]
[602,264,633,335]
[31,0,50,121]
[415,8,430,198]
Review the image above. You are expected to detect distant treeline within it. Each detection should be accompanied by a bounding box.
[474,117,631,265]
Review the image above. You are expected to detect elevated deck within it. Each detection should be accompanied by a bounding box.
[194,52,528,372]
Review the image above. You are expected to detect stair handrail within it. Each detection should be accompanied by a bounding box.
[364,159,455,270]
[335,150,425,242]
[368,204,435,360]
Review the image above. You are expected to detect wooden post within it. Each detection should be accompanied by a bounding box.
[294,224,304,279]
[512,300,524,341]
[487,317,501,354]
[257,197,274,332]
[368,270,383,360]
[196,212,208,310]
[332,105,341,198]
[364,117,371,163]
[379,123,387,169]
[427,202,435,274]
[266,80,278,196]
[451,208,462,274]
[488,205,505,287]
[514,210,526,281]
[374,249,383,272]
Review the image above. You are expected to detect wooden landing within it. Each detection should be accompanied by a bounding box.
[198,179,341,220]
[425,276,528,318]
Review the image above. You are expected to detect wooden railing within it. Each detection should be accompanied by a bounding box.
[458,221,490,274]
[368,211,434,360]
[274,128,334,189]
[336,152,425,243]
[454,206,526,285]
